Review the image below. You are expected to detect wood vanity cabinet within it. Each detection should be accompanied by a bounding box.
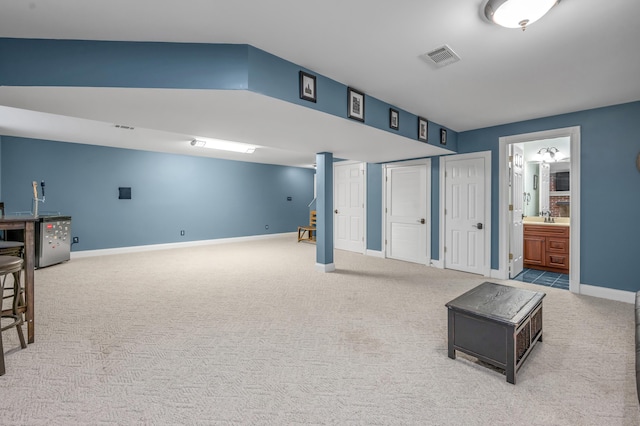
[523,234,545,267]
[523,224,570,274]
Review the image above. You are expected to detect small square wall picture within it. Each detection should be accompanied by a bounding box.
[389,108,399,130]
[418,117,428,142]
[347,87,365,122]
[299,71,317,103]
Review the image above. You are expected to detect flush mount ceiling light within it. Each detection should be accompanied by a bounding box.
[537,147,564,163]
[484,0,560,31]
[190,138,256,154]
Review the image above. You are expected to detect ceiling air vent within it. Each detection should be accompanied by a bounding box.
[114,124,135,130]
[422,45,460,68]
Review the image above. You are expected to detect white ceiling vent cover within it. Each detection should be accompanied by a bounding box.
[423,45,460,68]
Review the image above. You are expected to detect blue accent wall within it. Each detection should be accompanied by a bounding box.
[457,101,640,292]
[316,152,334,265]
[1,137,314,251]
[366,163,383,251]
[247,47,346,118]
[0,38,249,89]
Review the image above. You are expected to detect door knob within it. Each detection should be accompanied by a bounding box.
[334,209,338,214]
[472,223,483,230]
[417,218,426,224]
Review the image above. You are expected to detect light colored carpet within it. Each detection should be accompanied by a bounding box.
[1,234,638,425]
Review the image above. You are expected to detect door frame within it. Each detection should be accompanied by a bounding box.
[498,126,580,293]
[333,160,367,255]
[439,151,492,276]
[382,158,431,265]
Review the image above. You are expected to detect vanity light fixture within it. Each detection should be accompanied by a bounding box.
[537,147,564,163]
[484,0,560,31]
[190,138,256,154]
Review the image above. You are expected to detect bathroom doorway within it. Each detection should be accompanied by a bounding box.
[498,127,581,294]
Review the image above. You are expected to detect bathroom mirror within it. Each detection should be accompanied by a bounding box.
[521,137,571,218]
[524,160,571,217]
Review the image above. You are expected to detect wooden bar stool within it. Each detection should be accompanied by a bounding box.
[0,241,25,318]
[297,210,317,243]
[0,255,27,376]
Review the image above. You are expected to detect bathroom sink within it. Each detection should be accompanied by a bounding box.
[523,217,570,227]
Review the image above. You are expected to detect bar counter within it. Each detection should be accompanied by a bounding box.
[0,215,37,343]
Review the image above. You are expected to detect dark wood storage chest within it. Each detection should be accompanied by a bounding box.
[446,282,546,384]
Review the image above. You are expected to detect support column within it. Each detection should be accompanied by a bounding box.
[315,152,335,272]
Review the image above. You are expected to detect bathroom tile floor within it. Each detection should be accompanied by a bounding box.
[513,268,569,290]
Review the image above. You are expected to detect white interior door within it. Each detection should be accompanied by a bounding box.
[510,145,524,278]
[444,157,486,275]
[385,163,428,264]
[334,162,365,253]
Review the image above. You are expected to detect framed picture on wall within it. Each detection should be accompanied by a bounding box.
[299,71,317,103]
[440,128,447,145]
[389,108,399,130]
[418,117,428,142]
[347,87,365,122]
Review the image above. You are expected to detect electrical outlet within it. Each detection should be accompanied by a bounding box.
[72,237,79,244]
[180,230,185,236]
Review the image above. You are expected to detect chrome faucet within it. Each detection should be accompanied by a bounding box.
[543,210,556,223]
[31,181,45,217]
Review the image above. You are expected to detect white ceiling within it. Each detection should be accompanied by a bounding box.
[1,0,639,167]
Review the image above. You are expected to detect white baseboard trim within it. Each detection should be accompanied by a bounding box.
[71,232,296,259]
[430,259,443,269]
[366,250,384,258]
[490,268,507,280]
[579,284,636,304]
[315,262,336,273]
